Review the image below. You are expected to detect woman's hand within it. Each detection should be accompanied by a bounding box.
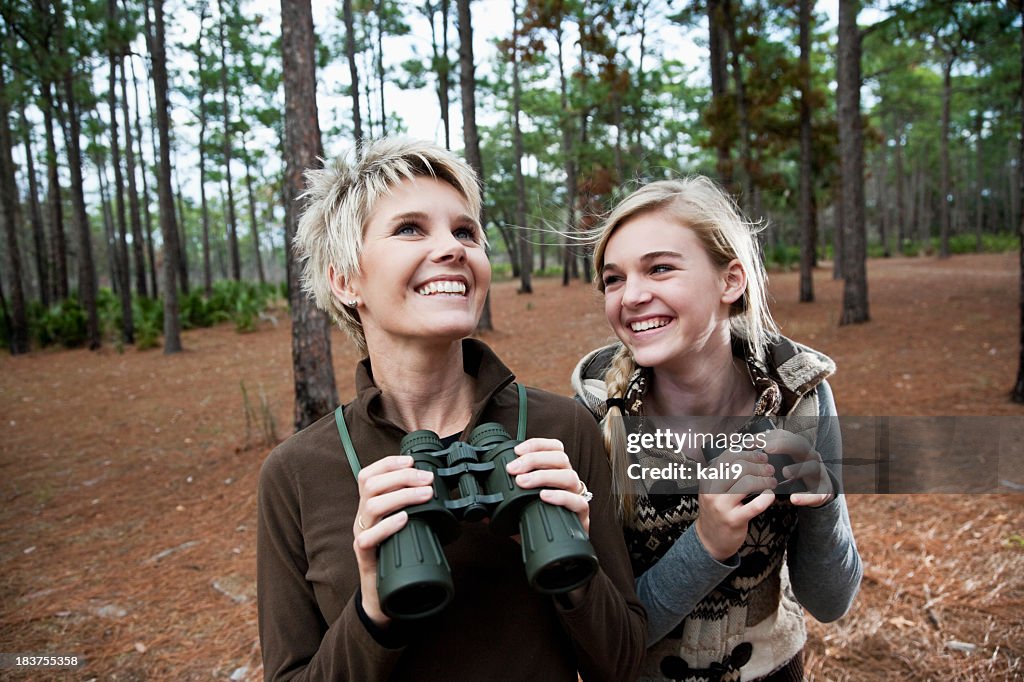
[694,449,777,562]
[761,429,834,508]
[506,438,591,534]
[352,455,435,626]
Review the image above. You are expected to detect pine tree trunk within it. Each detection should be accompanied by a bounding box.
[108,0,134,344]
[496,221,519,277]
[511,0,531,294]
[281,0,339,430]
[833,184,843,279]
[457,0,491,331]
[724,0,753,212]
[575,7,591,290]
[975,111,984,252]
[1010,137,1020,233]
[173,163,190,293]
[918,166,930,248]
[1011,5,1024,403]
[57,5,101,349]
[837,0,869,325]
[557,22,577,287]
[612,93,623,184]
[439,0,451,149]
[707,0,732,188]
[217,185,228,278]
[876,150,889,257]
[96,152,119,293]
[375,0,387,134]
[19,109,50,308]
[798,0,814,303]
[895,124,905,251]
[362,43,376,137]
[130,54,159,298]
[120,56,147,297]
[42,84,68,301]
[194,2,212,295]
[0,272,11,350]
[242,144,265,284]
[427,0,451,150]
[909,162,921,252]
[218,0,241,280]
[0,57,28,353]
[149,0,183,352]
[939,54,954,259]
[342,0,362,145]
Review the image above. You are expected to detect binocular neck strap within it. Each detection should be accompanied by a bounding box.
[515,382,527,441]
[334,382,529,480]
[335,404,362,476]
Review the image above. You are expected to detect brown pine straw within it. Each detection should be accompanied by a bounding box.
[803,494,1023,681]
[3,443,1021,680]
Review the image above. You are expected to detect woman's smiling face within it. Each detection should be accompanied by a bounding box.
[339,175,490,350]
[601,210,741,370]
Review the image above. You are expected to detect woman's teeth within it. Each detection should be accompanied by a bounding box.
[630,317,670,332]
[417,280,467,296]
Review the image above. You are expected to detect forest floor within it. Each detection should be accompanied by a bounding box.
[1,252,1023,681]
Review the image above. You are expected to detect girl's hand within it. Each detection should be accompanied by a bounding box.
[352,455,435,626]
[506,438,591,534]
[695,449,777,561]
[761,429,834,508]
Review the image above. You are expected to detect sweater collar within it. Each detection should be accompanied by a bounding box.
[351,338,516,437]
[572,335,834,419]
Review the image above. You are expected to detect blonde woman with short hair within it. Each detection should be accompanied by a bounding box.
[258,138,646,681]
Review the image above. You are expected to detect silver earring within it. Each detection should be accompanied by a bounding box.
[345,299,358,308]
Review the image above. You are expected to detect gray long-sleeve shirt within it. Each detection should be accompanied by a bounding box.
[634,381,863,645]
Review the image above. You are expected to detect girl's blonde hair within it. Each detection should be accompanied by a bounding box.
[591,176,779,518]
[293,137,483,356]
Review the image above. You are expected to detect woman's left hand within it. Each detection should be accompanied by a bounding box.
[762,429,834,508]
[506,437,591,534]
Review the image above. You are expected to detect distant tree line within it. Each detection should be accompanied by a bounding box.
[0,0,1021,413]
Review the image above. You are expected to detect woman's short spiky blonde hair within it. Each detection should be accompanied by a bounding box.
[293,137,482,355]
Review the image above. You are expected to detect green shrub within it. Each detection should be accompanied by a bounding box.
[97,287,122,337]
[535,265,565,278]
[133,296,162,350]
[179,290,208,329]
[490,263,513,280]
[765,244,800,270]
[231,285,263,333]
[24,300,46,348]
[947,232,1017,254]
[205,280,275,333]
[6,278,286,350]
[39,297,88,348]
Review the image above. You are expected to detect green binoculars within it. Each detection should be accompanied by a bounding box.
[377,422,599,620]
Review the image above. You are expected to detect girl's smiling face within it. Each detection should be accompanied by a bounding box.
[601,211,744,371]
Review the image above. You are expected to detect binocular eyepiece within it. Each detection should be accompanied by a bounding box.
[376,423,599,620]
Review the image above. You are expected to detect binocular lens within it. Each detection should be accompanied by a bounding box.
[378,517,454,620]
[519,497,599,594]
[534,557,598,593]
[383,581,452,620]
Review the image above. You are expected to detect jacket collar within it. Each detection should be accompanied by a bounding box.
[572,335,835,419]
[351,338,516,438]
